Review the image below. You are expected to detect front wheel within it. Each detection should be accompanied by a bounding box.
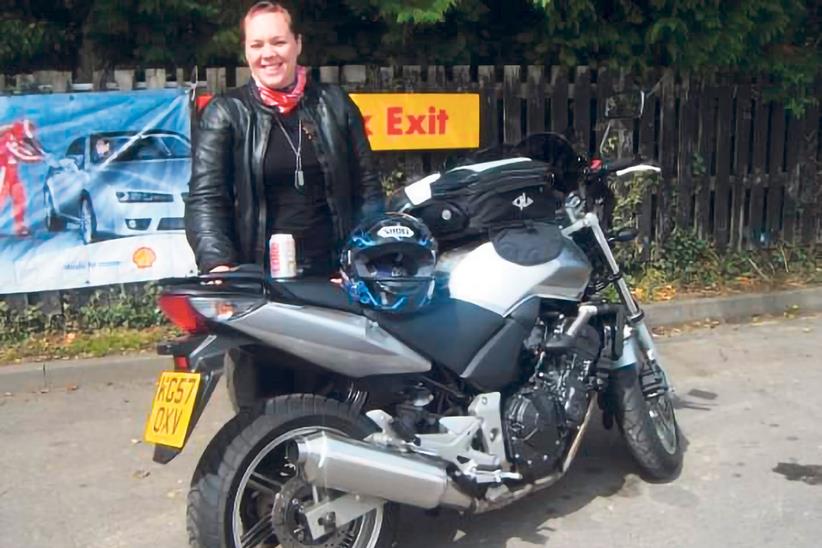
[80,195,97,244]
[608,366,684,481]
[187,394,398,548]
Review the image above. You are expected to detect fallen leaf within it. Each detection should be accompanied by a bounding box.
[131,438,142,445]
[66,384,79,392]
[4,392,12,397]
[39,388,50,394]
[803,328,812,333]
[133,469,151,480]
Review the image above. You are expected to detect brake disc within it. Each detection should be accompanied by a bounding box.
[271,477,359,548]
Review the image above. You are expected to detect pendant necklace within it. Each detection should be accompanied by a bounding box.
[275,115,304,191]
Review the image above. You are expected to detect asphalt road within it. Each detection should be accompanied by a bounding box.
[1,314,821,548]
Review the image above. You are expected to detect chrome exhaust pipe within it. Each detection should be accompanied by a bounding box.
[294,431,473,510]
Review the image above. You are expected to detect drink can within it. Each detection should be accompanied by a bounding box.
[269,233,297,278]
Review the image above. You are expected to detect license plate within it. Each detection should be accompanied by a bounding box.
[144,371,201,448]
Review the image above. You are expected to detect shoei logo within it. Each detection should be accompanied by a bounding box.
[377,225,415,239]
[512,193,534,211]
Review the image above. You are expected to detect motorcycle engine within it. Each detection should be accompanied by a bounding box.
[503,324,600,479]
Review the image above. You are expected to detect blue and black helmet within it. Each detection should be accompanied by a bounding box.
[340,213,438,314]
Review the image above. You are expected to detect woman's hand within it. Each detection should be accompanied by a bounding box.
[204,265,234,285]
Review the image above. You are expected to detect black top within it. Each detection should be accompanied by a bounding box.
[264,110,336,275]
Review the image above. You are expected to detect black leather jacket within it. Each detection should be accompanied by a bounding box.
[185,81,384,273]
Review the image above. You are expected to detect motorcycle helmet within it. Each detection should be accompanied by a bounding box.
[341,213,438,313]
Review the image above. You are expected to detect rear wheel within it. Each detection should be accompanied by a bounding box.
[609,365,683,481]
[187,395,398,548]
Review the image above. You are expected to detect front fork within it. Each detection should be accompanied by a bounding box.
[563,210,671,398]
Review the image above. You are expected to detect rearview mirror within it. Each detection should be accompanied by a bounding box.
[604,91,644,119]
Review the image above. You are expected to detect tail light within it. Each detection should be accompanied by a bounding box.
[188,297,263,321]
[158,294,209,334]
[158,293,264,333]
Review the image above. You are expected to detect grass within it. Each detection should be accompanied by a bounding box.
[0,326,179,365]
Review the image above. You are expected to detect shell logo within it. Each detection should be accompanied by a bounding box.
[132,247,157,269]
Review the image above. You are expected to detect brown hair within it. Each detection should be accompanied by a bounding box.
[241,1,296,41]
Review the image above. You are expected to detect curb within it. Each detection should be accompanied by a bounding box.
[643,286,822,327]
[2,286,821,394]
[0,354,168,395]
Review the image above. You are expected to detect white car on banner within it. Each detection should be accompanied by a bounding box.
[43,130,191,245]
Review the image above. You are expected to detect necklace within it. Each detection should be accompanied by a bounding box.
[274,115,304,191]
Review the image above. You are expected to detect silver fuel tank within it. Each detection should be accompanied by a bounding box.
[439,236,591,315]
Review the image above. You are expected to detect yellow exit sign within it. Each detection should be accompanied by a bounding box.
[349,93,480,151]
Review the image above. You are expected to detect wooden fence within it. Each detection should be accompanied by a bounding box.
[1,65,820,308]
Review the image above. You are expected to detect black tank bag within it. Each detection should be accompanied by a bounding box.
[407,159,561,242]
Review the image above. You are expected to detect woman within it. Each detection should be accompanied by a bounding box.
[185,1,384,410]
[185,1,384,277]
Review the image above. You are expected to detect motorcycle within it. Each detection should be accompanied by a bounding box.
[143,89,681,547]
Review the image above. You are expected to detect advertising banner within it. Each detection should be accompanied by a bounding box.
[348,93,480,151]
[0,89,197,294]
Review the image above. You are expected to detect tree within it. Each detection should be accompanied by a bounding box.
[1,0,818,110]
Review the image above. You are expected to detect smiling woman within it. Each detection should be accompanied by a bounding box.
[185,1,383,278]
[243,2,302,90]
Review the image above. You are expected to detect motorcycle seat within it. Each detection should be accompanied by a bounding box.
[272,278,363,315]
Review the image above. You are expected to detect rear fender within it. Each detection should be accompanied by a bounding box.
[152,333,253,464]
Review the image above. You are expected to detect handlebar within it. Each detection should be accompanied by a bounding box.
[603,157,640,172]
[589,157,661,177]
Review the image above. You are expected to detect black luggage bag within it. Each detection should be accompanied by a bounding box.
[397,158,562,244]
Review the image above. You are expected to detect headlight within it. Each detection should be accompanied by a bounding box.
[116,191,173,202]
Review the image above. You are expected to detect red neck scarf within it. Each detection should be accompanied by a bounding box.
[255,66,308,114]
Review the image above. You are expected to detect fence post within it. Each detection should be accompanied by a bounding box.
[427,65,446,90]
[594,67,613,154]
[15,73,35,92]
[235,67,251,88]
[452,65,471,91]
[749,85,770,247]
[783,111,803,244]
[798,78,821,245]
[176,68,186,87]
[550,66,568,135]
[765,101,787,244]
[573,67,592,155]
[713,84,733,249]
[145,68,166,89]
[206,68,226,94]
[114,70,134,91]
[526,66,545,135]
[0,74,5,92]
[658,70,677,243]
[319,66,340,84]
[502,65,521,144]
[730,83,753,250]
[341,65,367,88]
[638,69,660,253]
[34,70,71,92]
[478,66,498,148]
[695,84,716,240]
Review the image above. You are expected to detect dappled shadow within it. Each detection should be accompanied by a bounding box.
[395,412,646,547]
